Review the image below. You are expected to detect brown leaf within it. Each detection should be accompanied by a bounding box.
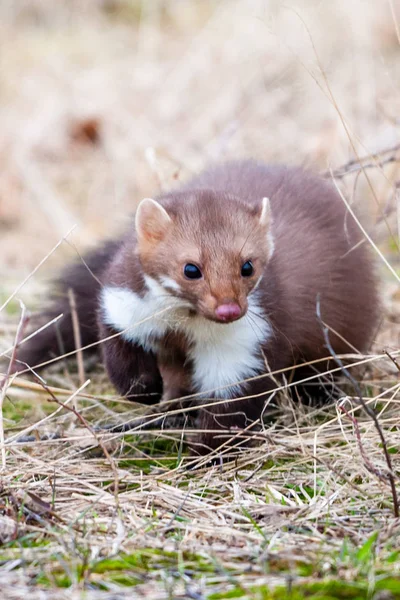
[69,118,101,145]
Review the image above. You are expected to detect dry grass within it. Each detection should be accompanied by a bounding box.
[1,1,400,598]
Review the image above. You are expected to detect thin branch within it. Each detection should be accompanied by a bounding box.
[0,225,76,314]
[316,295,399,518]
[0,301,30,470]
[325,144,400,179]
[67,288,85,391]
[31,375,120,505]
[389,0,400,45]
[0,313,64,359]
[6,379,90,445]
[384,349,400,373]
[339,402,391,481]
[330,171,400,285]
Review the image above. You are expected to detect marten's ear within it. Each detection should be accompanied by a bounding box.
[135,198,172,245]
[258,197,271,228]
[258,197,274,257]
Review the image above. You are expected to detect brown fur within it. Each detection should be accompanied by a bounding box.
[14,160,379,454]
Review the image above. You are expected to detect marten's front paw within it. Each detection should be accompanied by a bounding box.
[187,417,259,466]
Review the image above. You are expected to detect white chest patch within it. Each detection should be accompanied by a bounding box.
[183,305,271,398]
[100,277,191,352]
[100,278,271,399]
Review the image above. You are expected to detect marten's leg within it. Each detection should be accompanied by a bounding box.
[99,323,162,404]
[158,361,192,403]
[192,362,342,455]
[192,380,274,455]
[157,333,193,403]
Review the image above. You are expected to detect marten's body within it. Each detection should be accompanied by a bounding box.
[16,161,379,453]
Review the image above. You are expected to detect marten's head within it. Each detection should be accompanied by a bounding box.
[135,190,273,323]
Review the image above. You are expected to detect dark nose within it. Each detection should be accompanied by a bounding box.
[215,302,242,322]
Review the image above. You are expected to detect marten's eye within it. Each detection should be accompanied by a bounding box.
[184,263,202,279]
[241,260,254,277]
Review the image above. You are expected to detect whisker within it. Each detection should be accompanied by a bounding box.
[245,313,267,343]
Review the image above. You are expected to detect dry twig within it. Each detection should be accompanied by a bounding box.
[67,288,85,391]
[0,301,30,469]
[316,296,399,518]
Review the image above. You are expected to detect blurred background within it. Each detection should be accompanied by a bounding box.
[0,0,399,309]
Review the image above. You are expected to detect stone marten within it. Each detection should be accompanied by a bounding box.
[14,160,379,453]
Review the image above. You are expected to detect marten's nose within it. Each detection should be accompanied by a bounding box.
[215,302,242,322]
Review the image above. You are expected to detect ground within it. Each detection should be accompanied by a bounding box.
[1,1,400,598]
